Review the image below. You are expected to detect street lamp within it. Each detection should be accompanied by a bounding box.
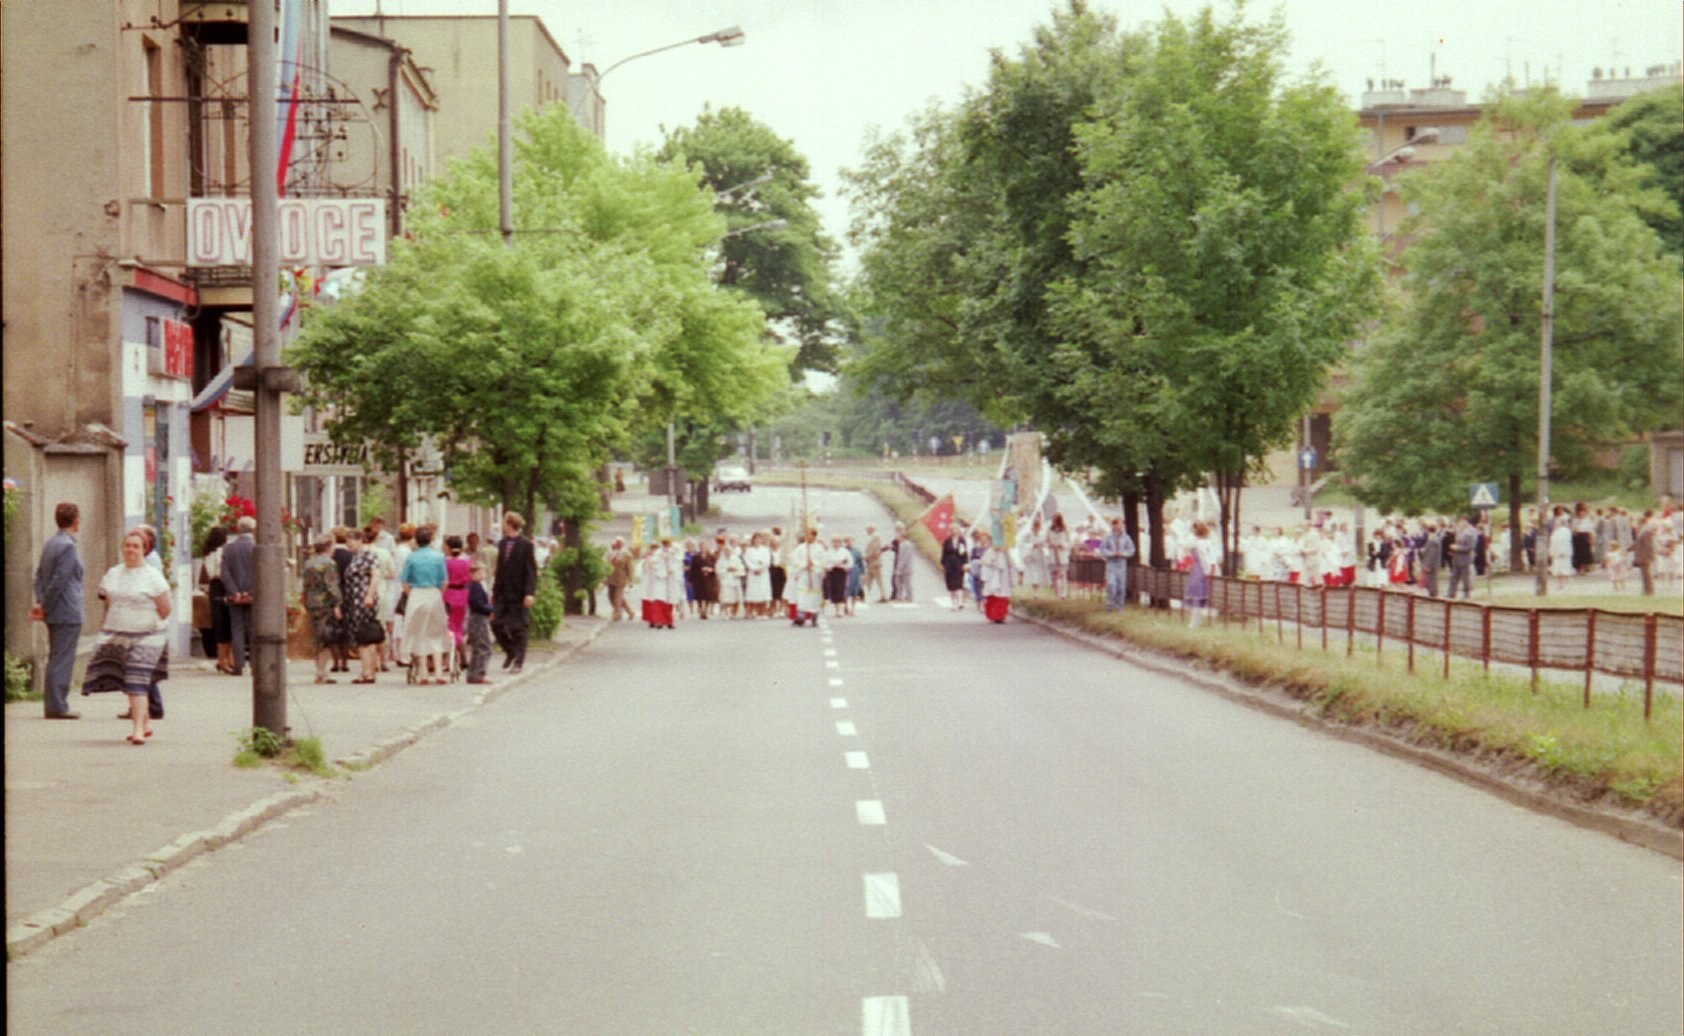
[598,26,745,83]
[722,218,787,239]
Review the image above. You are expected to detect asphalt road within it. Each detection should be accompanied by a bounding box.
[7,487,1681,1034]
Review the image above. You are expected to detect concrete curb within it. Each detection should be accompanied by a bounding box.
[6,620,610,962]
[1012,607,1684,862]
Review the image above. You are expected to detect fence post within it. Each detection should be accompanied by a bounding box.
[1528,609,1539,694]
[1443,600,1452,681]
[1346,586,1356,657]
[1321,586,1329,653]
[1643,613,1656,722]
[1376,590,1386,668]
[1275,582,1284,644]
[1406,593,1416,674]
[1583,609,1597,709]
[1295,585,1304,651]
[1481,605,1491,676]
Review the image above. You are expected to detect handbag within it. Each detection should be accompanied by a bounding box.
[394,589,409,616]
[355,615,386,646]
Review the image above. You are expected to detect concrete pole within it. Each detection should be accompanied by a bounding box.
[249,0,287,735]
[498,0,513,247]
[1534,151,1557,597]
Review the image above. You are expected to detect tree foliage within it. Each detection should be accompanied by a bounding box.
[289,104,789,519]
[845,1,1377,571]
[1335,87,1684,541]
[1597,87,1684,258]
[660,106,848,373]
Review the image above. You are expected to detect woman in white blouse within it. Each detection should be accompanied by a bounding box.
[82,529,172,744]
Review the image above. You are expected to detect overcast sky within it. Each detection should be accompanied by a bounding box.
[341,0,1681,258]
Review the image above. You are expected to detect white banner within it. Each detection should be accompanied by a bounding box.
[187,198,387,268]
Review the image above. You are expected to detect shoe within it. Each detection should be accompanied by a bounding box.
[501,657,513,670]
[467,677,490,685]
[45,712,80,720]
[127,736,146,745]
[510,662,523,673]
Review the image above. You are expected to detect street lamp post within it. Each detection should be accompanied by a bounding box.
[597,26,747,523]
[597,26,744,84]
[1535,150,1558,597]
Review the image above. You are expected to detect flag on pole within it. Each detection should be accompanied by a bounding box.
[918,494,955,542]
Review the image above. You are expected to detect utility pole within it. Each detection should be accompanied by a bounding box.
[1534,151,1558,596]
[248,0,287,736]
[498,0,513,248]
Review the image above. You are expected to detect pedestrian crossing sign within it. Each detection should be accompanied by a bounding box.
[1469,482,1500,508]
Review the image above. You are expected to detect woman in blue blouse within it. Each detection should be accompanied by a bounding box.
[400,525,453,682]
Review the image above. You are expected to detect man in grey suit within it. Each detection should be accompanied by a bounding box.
[1447,517,1478,599]
[1418,521,1443,598]
[30,502,84,719]
[221,516,257,675]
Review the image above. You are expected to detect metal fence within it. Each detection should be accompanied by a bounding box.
[1064,558,1683,718]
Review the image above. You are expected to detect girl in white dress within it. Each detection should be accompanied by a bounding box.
[717,544,745,618]
[1020,516,1049,590]
[742,532,773,618]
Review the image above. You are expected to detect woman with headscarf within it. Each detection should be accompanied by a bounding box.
[301,533,344,685]
[342,529,383,684]
[940,525,970,611]
[81,529,172,744]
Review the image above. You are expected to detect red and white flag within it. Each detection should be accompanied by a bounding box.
[919,494,955,542]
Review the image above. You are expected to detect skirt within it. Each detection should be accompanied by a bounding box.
[646,599,674,627]
[983,595,1010,623]
[825,569,849,604]
[81,629,168,697]
[403,587,453,660]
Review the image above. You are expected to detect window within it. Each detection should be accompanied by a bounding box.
[144,39,165,198]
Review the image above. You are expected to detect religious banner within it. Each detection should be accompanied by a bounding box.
[918,494,955,542]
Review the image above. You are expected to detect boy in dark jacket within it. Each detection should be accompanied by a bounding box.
[466,562,495,684]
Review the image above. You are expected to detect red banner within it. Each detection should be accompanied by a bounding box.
[919,494,955,542]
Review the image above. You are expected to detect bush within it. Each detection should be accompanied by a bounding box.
[1618,443,1652,493]
[5,650,35,702]
[528,576,565,641]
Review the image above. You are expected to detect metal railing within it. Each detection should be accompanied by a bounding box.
[1061,559,1683,718]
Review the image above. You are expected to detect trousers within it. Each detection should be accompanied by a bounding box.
[466,613,493,681]
[491,600,529,664]
[228,603,252,674]
[1105,566,1129,610]
[1447,562,1473,599]
[44,622,80,716]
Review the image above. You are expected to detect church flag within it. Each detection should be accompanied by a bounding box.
[918,494,955,542]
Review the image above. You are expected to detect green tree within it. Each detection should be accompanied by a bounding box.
[1598,88,1684,258]
[1051,5,1378,571]
[291,104,787,570]
[1335,88,1684,564]
[660,106,847,373]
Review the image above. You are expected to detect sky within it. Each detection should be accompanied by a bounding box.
[340,0,1682,260]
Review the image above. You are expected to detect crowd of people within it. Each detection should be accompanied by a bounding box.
[604,522,921,629]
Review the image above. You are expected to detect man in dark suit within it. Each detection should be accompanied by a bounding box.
[491,511,538,672]
[30,501,84,719]
[221,516,257,675]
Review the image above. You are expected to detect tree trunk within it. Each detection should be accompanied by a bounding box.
[692,477,710,523]
[1121,490,1141,555]
[1143,466,1169,609]
[1215,468,1243,577]
[562,517,585,616]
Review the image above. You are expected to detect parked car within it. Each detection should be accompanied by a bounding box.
[714,465,753,492]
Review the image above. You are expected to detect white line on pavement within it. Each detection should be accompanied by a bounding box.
[1020,932,1061,948]
[846,751,871,769]
[831,697,848,709]
[862,996,911,1036]
[923,843,969,867]
[864,873,903,918]
[836,721,858,737]
[829,677,845,686]
[826,660,841,669]
[856,800,886,825]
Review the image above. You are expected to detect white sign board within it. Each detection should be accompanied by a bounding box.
[187,198,387,267]
[301,433,372,477]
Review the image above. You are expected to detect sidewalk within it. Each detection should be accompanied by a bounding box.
[3,615,608,959]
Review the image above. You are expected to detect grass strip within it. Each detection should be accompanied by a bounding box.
[1015,592,1682,825]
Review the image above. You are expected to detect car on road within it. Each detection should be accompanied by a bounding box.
[713,464,753,492]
